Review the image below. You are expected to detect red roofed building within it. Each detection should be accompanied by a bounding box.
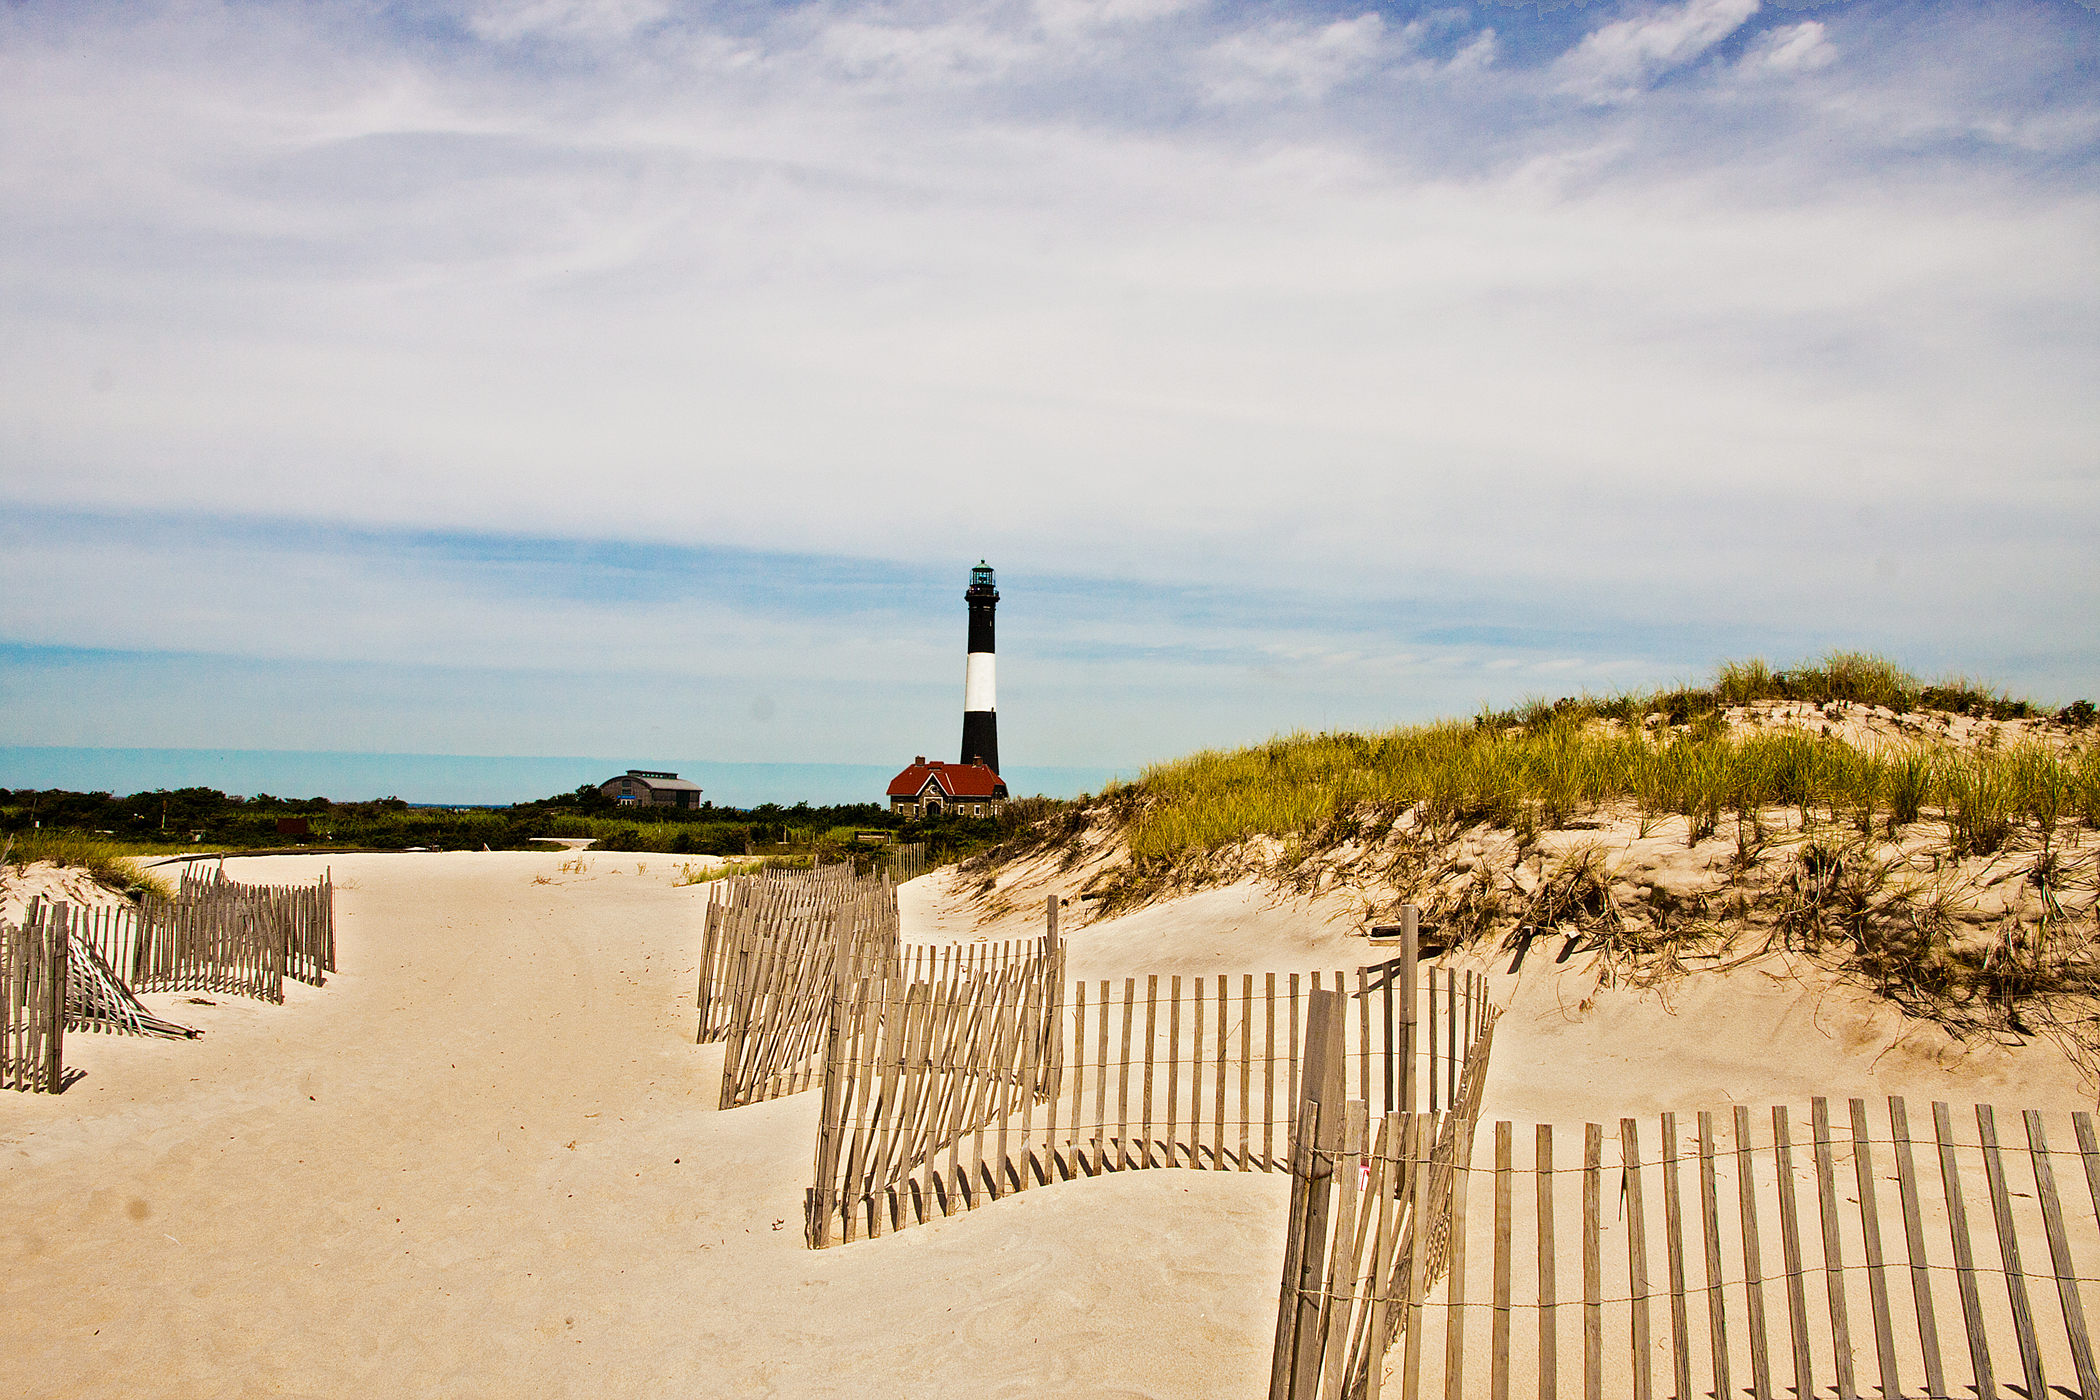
[887,757,1007,819]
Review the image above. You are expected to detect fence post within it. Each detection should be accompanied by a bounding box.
[1399,905,1418,1114]
[1271,988,1347,1400]
[42,903,67,1092]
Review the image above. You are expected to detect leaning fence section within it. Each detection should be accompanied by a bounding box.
[1290,1093,2100,1400]
[805,926,1066,1245]
[697,862,908,1109]
[1,898,69,1091]
[66,867,335,1007]
[695,861,872,1042]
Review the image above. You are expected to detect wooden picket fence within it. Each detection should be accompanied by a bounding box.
[805,919,1066,1245]
[1,898,70,1091]
[804,898,1495,1247]
[1281,1090,2100,1399]
[888,842,928,884]
[1272,989,1502,1400]
[696,863,905,1109]
[695,860,874,1040]
[68,867,335,1006]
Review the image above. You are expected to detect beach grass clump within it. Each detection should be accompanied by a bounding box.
[1714,652,1914,710]
[1885,750,1932,831]
[2076,748,2100,827]
[1940,751,2018,857]
[1,830,174,900]
[673,859,768,885]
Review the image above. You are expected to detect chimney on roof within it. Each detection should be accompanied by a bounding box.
[915,756,925,765]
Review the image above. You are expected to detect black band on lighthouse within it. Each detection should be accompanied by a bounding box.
[961,711,998,773]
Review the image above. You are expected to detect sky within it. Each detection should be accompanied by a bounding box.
[2,0,2096,801]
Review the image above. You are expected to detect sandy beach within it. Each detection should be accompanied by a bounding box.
[2,852,1287,1399]
[5,849,2089,1398]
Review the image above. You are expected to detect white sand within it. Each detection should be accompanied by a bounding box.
[1,851,1283,1399]
[1471,940,2094,1124]
[6,851,2087,1396]
[901,867,1371,981]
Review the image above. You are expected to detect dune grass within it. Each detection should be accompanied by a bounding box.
[673,859,771,885]
[1,830,176,900]
[1483,649,2060,729]
[1127,660,2098,862]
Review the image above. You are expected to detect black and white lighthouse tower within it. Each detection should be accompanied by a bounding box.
[961,561,1000,774]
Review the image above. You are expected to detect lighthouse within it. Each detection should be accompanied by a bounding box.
[961,561,1000,774]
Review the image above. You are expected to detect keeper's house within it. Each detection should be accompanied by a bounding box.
[598,769,705,809]
[886,758,1007,819]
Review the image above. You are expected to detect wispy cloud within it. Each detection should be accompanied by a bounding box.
[1740,20,1836,75]
[1552,0,1760,103]
[467,0,673,44]
[1203,14,1388,103]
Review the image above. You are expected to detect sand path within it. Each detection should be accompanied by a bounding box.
[2,853,1284,1399]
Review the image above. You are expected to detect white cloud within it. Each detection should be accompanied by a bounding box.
[818,17,1033,85]
[1741,20,1835,75]
[467,0,672,44]
[1445,28,1498,74]
[1203,14,1386,103]
[1554,0,1760,104]
[1034,0,1206,37]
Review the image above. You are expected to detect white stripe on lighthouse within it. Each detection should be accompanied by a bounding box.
[964,652,996,712]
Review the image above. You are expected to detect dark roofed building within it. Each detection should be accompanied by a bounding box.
[599,769,704,809]
[886,757,1006,819]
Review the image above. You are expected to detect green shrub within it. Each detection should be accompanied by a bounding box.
[1919,678,2036,720]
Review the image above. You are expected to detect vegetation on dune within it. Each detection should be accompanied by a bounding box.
[1127,720,2099,861]
[0,831,173,900]
[970,654,2100,1070]
[1481,650,2073,729]
[1125,653,2097,862]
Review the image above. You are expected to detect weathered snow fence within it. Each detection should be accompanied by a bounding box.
[71,867,336,1005]
[695,875,1495,1248]
[1,897,70,1091]
[1280,1092,2100,1399]
[2,868,335,1088]
[887,842,928,884]
[804,894,1495,1247]
[1270,989,1502,1400]
[695,863,904,1109]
